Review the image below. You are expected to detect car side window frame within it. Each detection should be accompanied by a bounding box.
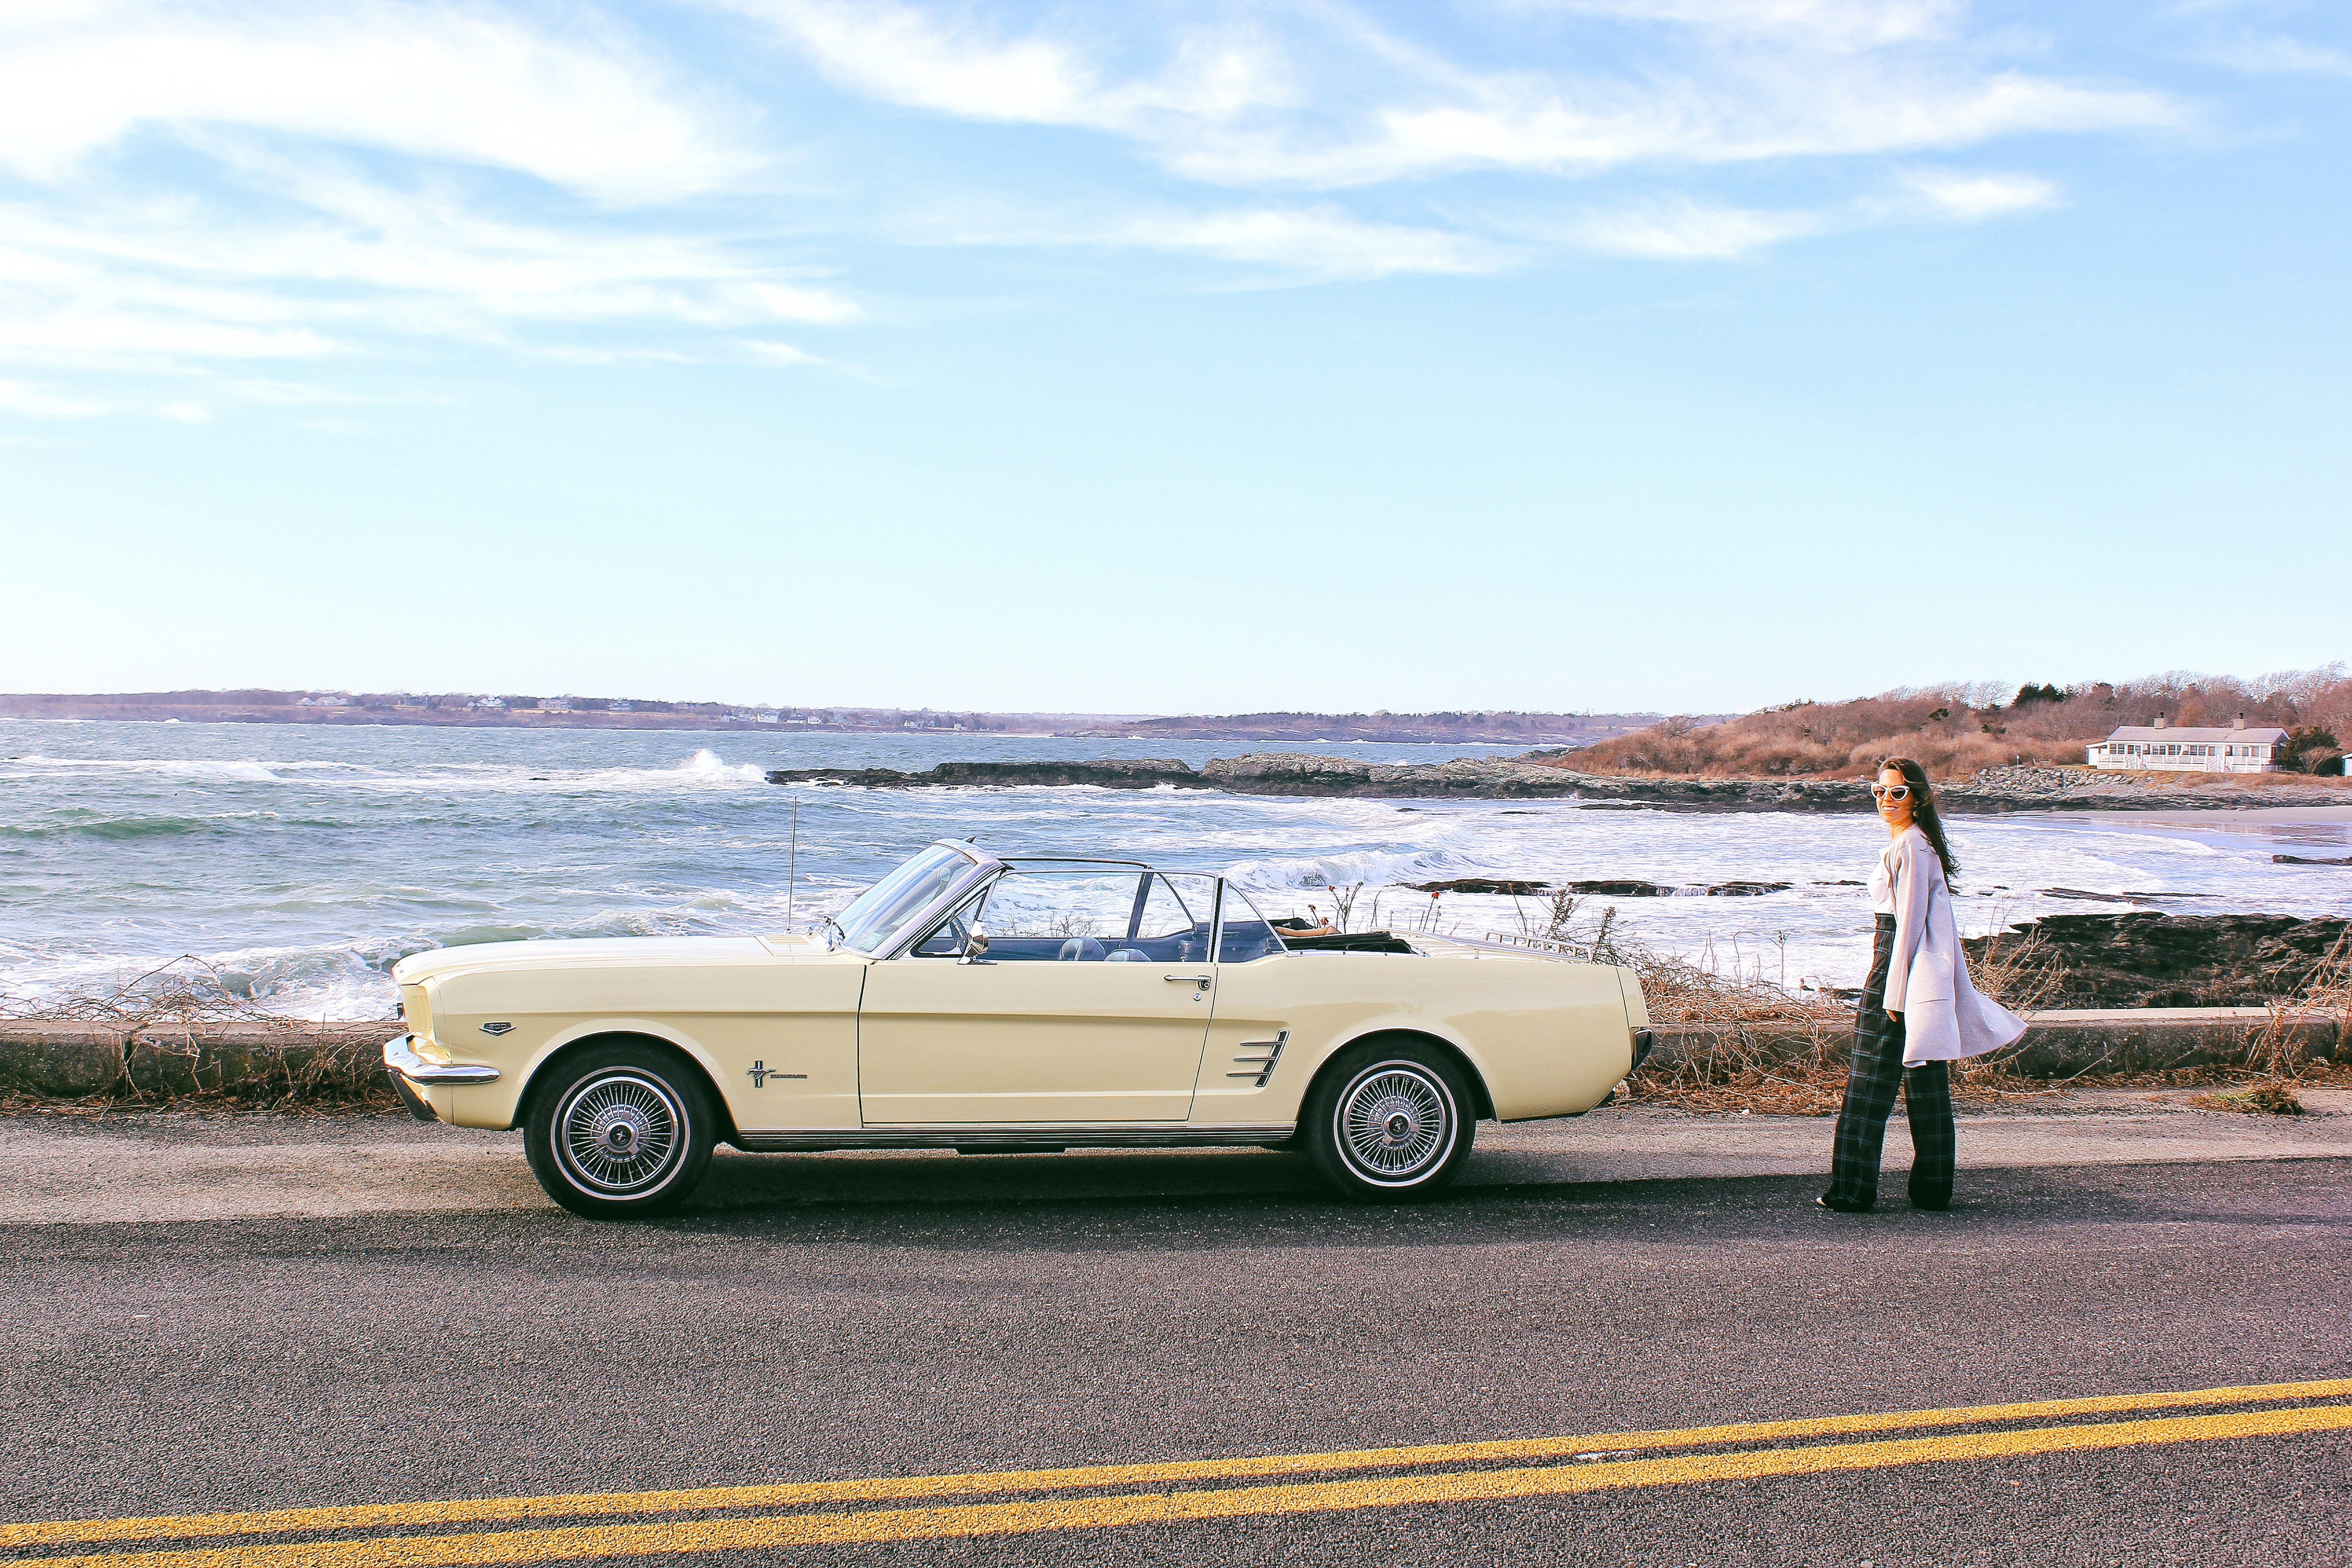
[1212,879,1290,965]
[901,874,1000,959]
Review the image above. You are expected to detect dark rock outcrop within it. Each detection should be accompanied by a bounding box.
[2274,854,2352,866]
[1404,876,1795,898]
[1200,755,1586,798]
[766,759,1211,790]
[764,750,2349,812]
[1964,913,2352,1008]
[2040,887,2212,905]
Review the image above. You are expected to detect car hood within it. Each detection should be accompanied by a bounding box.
[394,935,783,987]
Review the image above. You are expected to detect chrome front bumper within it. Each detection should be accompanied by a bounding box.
[382,1034,500,1085]
[383,1034,499,1123]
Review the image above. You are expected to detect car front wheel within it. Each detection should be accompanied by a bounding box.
[1303,1039,1476,1202]
[524,1043,716,1219]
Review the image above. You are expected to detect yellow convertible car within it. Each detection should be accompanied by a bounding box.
[385,841,1653,1217]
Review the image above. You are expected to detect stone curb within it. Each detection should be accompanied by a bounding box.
[0,1022,397,1101]
[2,1010,2344,1104]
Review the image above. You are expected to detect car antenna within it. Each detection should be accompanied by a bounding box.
[787,799,800,927]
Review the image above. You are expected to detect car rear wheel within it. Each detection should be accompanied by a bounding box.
[524,1043,715,1219]
[1303,1038,1476,1202]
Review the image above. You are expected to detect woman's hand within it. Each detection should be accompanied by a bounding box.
[1886,1011,1901,1022]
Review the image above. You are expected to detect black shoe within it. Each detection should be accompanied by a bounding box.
[1909,1185,1952,1211]
[1817,1194,1873,1214]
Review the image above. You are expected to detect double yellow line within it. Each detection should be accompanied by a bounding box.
[8,1378,2349,1566]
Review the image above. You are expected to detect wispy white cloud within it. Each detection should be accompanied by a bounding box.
[1542,164,2057,260]
[1519,0,1963,51]
[0,376,111,417]
[1895,167,2059,220]
[1104,207,1512,278]
[717,0,1294,131]
[0,0,756,202]
[0,2,866,412]
[0,171,859,381]
[1303,70,2168,188]
[725,0,2177,189]
[0,0,2220,417]
[1564,197,1825,258]
[2202,36,2352,77]
[916,198,1512,279]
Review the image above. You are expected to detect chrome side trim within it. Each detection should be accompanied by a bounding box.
[383,1033,501,1085]
[734,1125,1295,1152]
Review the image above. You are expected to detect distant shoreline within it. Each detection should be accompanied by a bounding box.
[0,693,1678,746]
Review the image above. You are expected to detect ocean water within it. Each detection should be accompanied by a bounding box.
[4,720,2347,1019]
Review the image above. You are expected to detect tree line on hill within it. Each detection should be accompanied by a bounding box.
[1548,666,2351,780]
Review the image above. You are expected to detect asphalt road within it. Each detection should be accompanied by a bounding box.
[1,1157,2346,1566]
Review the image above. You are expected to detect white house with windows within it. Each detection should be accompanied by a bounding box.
[2087,716,2288,772]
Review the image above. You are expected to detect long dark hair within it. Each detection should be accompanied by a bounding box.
[1876,756,1960,886]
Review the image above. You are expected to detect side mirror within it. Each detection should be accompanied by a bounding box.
[957,928,991,964]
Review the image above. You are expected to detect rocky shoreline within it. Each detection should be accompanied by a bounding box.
[764,755,2336,813]
[1966,913,2352,1009]
[763,758,1219,791]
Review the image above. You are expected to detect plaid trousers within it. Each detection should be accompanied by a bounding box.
[1825,915,1955,1209]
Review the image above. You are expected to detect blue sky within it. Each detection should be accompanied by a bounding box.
[2,0,2347,716]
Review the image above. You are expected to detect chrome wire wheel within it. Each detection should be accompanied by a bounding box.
[1334,1062,1455,1185]
[555,1071,686,1195]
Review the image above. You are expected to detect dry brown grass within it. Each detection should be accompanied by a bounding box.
[2185,928,2352,1114]
[1620,922,2070,1114]
[1622,921,2352,1116]
[0,957,398,1113]
[1547,665,2352,781]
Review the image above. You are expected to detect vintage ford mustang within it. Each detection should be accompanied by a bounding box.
[385,840,1654,1216]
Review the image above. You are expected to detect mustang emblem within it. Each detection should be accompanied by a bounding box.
[747,1061,807,1087]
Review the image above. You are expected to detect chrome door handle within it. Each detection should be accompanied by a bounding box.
[1163,973,1212,990]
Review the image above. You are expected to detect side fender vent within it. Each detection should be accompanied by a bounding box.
[1226,1030,1290,1089]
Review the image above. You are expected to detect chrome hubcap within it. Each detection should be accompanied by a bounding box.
[558,1073,683,1194]
[1338,1065,1451,1182]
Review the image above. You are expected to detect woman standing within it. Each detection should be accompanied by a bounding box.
[1820,757,2027,1214]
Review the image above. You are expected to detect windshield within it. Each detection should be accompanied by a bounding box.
[831,844,977,955]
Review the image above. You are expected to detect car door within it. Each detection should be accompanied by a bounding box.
[857,871,1219,1124]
